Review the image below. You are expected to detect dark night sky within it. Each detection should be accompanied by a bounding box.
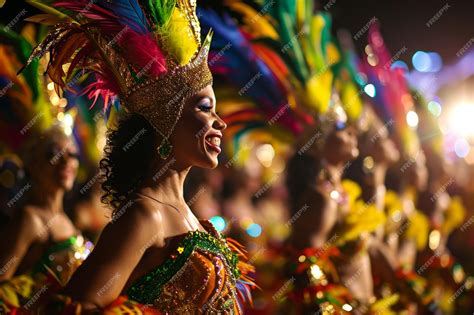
[1,0,474,66]
[328,0,474,66]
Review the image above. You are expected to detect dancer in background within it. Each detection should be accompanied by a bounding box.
[212,1,385,312]
[24,0,255,313]
[415,127,469,313]
[0,125,86,281]
[0,25,93,313]
[198,7,306,312]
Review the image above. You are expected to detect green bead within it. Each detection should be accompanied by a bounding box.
[158,140,172,159]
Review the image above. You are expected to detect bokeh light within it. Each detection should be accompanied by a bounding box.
[447,103,474,138]
[412,51,443,72]
[364,84,376,97]
[454,138,470,158]
[428,100,442,117]
[412,51,431,72]
[406,110,419,128]
[209,216,226,232]
[246,223,262,238]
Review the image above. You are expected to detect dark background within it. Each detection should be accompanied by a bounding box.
[323,0,473,66]
[2,0,474,66]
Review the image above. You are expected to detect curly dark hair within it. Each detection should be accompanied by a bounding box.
[99,113,158,217]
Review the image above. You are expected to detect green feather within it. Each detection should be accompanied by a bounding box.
[0,27,40,102]
[320,12,332,62]
[27,0,71,21]
[142,0,176,27]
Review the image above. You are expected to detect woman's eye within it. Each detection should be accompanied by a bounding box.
[198,102,212,113]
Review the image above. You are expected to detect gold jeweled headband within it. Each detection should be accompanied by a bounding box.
[124,32,213,158]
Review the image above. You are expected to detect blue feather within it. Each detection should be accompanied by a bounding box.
[100,0,150,34]
[199,8,301,134]
[199,9,283,108]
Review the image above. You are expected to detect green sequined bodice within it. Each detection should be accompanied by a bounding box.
[126,229,242,309]
[31,235,92,285]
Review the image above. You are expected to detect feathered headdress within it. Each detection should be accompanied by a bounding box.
[362,22,420,159]
[0,24,55,152]
[24,0,213,159]
[227,1,338,113]
[223,1,363,139]
[198,7,312,157]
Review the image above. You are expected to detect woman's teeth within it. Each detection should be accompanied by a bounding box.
[206,136,221,146]
[205,136,222,153]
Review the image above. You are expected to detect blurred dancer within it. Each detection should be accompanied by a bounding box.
[0,126,85,280]
[0,26,92,313]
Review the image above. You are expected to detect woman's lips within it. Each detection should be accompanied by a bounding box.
[58,168,75,179]
[205,135,222,154]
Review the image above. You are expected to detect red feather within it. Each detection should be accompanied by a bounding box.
[118,29,167,77]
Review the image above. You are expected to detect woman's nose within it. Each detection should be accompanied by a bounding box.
[213,113,227,130]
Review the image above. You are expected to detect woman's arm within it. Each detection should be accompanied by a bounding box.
[64,200,162,309]
[0,208,41,280]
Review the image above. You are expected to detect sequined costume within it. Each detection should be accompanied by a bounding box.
[282,247,353,315]
[126,220,254,314]
[33,220,254,315]
[0,235,93,314]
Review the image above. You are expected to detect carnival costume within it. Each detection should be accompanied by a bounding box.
[22,0,255,313]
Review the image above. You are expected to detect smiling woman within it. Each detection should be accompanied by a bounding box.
[21,0,254,313]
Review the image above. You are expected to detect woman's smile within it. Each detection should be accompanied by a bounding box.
[204,132,222,154]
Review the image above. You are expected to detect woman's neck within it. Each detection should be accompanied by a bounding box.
[29,185,64,213]
[323,159,347,185]
[141,159,190,204]
[363,164,388,208]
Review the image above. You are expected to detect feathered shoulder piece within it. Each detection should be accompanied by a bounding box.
[24,0,213,157]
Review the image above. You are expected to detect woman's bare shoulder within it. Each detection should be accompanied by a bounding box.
[105,197,165,248]
[7,206,44,237]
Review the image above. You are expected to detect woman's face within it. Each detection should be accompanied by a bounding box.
[171,85,227,169]
[33,136,79,191]
[324,125,359,164]
[372,128,400,166]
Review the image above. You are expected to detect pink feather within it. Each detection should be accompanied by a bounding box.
[81,73,120,112]
[118,29,167,77]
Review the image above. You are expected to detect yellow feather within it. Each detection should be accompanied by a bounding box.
[304,70,333,113]
[340,80,363,120]
[369,294,399,315]
[326,42,340,65]
[160,7,199,65]
[225,2,278,39]
[404,210,429,249]
[441,196,466,235]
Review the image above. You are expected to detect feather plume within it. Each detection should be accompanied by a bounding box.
[159,6,199,65]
